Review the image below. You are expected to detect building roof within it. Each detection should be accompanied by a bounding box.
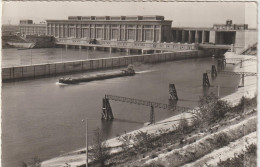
[172,27,212,31]
[65,15,165,21]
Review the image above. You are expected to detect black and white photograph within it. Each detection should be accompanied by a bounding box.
[1,1,258,167]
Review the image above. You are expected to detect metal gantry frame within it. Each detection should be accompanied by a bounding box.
[206,70,257,77]
[224,57,257,68]
[206,70,257,87]
[225,58,257,62]
[102,94,199,124]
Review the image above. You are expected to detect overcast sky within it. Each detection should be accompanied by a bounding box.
[2,2,257,28]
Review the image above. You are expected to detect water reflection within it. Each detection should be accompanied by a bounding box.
[100,121,113,138]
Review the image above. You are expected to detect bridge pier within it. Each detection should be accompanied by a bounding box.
[169,84,178,100]
[217,59,224,71]
[211,65,217,78]
[102,98,114,121]
[203,73,210,87]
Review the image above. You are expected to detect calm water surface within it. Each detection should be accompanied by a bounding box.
[2,48,131,67]
[2,54,240,167]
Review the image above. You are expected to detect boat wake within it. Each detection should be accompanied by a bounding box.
[135,70,155,74]
[55,82,68,86]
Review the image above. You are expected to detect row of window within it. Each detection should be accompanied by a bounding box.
[47,27,160,41]
[20,27,46,35]
[47,24,161,29]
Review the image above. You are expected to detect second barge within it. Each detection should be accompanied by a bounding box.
[59,65,135,84]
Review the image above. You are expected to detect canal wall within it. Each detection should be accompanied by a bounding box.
[2,50,207,81]
[57,38,199,51]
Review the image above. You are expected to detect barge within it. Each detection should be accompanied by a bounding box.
[59,65,135,84]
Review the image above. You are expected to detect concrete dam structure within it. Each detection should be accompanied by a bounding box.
[19,16,257,54]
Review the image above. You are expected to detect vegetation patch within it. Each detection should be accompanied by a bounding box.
[217,143,257,167]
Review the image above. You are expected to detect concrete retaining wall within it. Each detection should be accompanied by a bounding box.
[2,50,207,81]
[58,39,199,50]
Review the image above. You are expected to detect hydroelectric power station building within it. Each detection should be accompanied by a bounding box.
[20,16,172,43]
[19,16,257,53]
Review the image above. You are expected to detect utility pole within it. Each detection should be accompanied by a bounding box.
[86,119,88,167]
[31,49,32,65]
[217,85,220,97]
[61,48,63,62]
[82,118,88,167]
[243,124,245,167]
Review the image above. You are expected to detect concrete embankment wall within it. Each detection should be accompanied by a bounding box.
[2,50,207,81]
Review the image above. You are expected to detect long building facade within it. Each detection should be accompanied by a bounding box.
[45,15,172,43]
[19,17,257,52]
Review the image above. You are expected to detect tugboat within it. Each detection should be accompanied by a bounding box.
[59,65,135,84]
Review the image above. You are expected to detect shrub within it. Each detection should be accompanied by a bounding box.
[177,118,190,134]
[91,128,110,166]
[198,92,231,123]
[191,116,202,128]
[150,152,158,159]
[215,133,230,147]
[246,143,257,155]
[79,150,86,154]
[32,156,41,167]
[212,100,231,119]
[133,131,156,150]
[167,147,172,152]
[235,96,257,113]
[217,154,244,167]
[217,144,257,167]
[117,134,133,152]
[144,162,165,167]
[187,151,197,162]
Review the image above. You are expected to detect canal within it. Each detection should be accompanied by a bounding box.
[2,48,131,68]
[2,51,240,167]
